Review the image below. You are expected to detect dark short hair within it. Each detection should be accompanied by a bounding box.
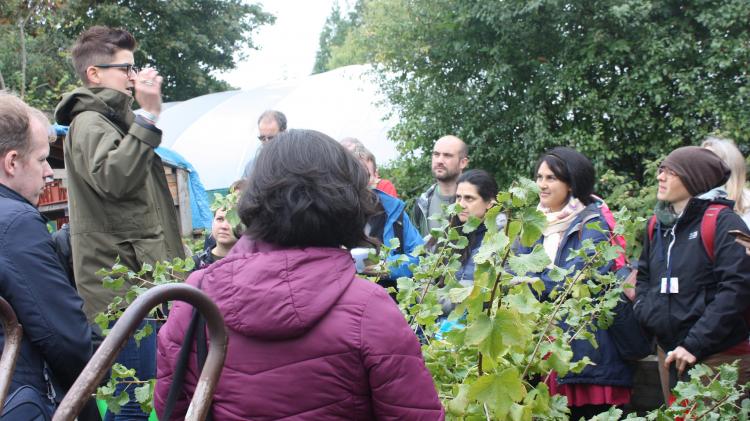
[534,147,595,205]
[257,110,287,132]
[238,129,378,248]
[71,26,137,84]
[457,169,498,203]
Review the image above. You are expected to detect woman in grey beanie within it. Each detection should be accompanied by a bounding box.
[633,146,750,403]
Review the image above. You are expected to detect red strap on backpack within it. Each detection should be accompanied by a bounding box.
[647,215,657,243]
[700,204,729,263]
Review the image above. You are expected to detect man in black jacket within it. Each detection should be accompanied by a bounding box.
[0,93,93,415]
[634,146,750,400]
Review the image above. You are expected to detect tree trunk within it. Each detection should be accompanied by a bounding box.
[18,16,26,98]
[0,68,5,91]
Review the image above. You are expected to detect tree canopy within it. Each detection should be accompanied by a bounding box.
[0,0,274,110]
[322,0,750,193]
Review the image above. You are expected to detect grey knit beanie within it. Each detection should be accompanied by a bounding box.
[661,146,731,196]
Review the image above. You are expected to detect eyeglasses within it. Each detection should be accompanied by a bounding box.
[94,63,140,76]
[257,135,275,143]
[658,166,678,177]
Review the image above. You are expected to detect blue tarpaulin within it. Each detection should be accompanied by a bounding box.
[154,147,213,230]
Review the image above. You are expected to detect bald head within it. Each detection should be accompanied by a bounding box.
[431,135,468,182]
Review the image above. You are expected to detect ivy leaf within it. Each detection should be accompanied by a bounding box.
[448,286,473,304]
[546,344,574,377]
[102,276,124,291]
[509,402,532,421]
[499,367,527,402]
[111,363,135,378]
[518,208,546,247]
[140,262,153,273]
[94,312,110,333]
[484,205,502,233]
[468,369,526,416]
[494,307,528,348]
[474,232,508,264]
[524,383,551,413]
[116,389,131,408]
[135,381,154,414]
[506,219,522,242]
[509,177,539,207]
[134,382,151,404]
[133,322,153,346]
[508,244,550,276]
[446,384,471,416]
[547,265,568,283]
[505,286,542,315]
[462,215,482,234]
[448,236,469,250]
[478,319,509,360]
[465,313,492,346]
[600,242,622,263]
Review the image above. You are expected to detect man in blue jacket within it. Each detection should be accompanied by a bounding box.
[0,93,93,413]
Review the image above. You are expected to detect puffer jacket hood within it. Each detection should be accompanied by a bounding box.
[202,236,355,339]
[55,87,134,131]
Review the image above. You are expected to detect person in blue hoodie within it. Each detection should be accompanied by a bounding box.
[349,144,423,287]
[364,187,423,283]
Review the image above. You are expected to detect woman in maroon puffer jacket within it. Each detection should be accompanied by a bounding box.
[154,129,444,420]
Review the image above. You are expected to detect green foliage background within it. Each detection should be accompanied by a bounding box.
[316,0,750,200]
[0,0,274,111]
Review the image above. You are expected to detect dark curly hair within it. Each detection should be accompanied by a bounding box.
[238,129,378,248]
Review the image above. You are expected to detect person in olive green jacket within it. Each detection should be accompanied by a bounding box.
[54,26,184,421]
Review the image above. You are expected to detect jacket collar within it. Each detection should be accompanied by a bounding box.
[0,183,35,207]
[679,188,733,225]
[417,183,437,210]
[55,87,134,133]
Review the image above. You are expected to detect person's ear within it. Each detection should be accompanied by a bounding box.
[85,66,101,85]
[460,156,469,170]
[2,150,19,177]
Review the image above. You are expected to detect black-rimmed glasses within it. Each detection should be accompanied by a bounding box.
[94,63,140,76]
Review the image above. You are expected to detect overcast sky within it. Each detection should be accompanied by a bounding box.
[219,0,340,89]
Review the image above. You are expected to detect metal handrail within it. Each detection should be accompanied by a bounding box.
[0,296,23,414]
[53,283,228,421]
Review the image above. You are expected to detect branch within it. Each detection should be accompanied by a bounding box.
[521,249,602,379]
[691,371,726,420]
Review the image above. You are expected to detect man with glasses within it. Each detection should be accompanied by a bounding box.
[243,109,287,178]
[54,26,184,421]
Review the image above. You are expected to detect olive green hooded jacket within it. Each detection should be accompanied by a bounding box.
[55,87,184,321]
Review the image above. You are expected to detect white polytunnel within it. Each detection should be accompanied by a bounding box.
[158,64,399,191]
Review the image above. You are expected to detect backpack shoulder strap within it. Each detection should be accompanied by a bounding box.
[648,215,657,242]
[700,204,730,263]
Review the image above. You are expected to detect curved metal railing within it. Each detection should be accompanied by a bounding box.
[53,283,228,421]
[0,296,23,413]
